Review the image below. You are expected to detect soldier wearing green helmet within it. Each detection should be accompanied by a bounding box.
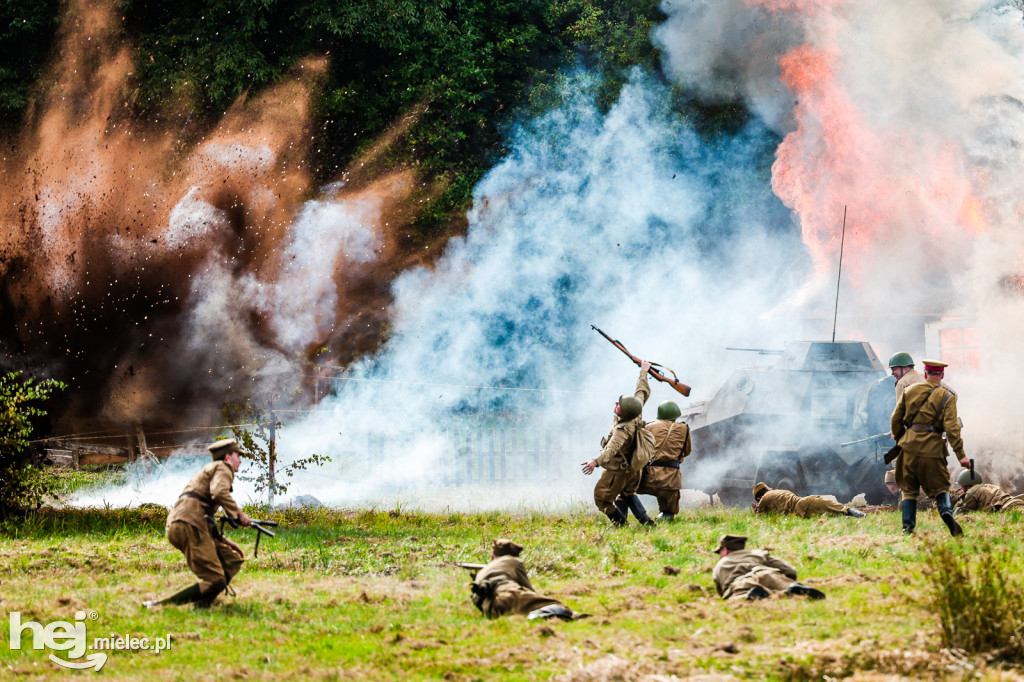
[953,469,1024,514]
[581,362,651,526]
[888,351,925,396]
[632,400,692,521]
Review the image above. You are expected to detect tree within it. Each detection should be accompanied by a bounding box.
[0,371,65,516]
[222,400,330,507]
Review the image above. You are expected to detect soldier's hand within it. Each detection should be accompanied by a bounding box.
[581,459,597,475]
[640,360,652,374]
[237,511,252,527]
[958,457,970,468]
[222,537,244,558]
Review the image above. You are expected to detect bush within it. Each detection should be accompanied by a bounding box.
[923,541,1024,660]
[0,371,65,516]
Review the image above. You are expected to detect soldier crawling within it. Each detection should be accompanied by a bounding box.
[752,482,865,518]
[144,438,251,608]
[712,534,825,600]
[954,470,1024,514]
[468,539,578,620]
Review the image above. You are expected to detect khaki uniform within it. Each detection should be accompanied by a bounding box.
[166,461,245,593]
[471,555,563,618]
[892,379,965,500]
[755,489,848,517]
[593,370,650,515]
[713,549,798,599]
[955,484,1024,513]
[636,419,692,515]
[894,369,925,396]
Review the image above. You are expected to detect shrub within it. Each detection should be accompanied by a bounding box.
[0,371,65,516]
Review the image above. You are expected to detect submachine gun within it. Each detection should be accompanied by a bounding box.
[204,514,279,558]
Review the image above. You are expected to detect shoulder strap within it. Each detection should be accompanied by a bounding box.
[904,385,940,427]
[656,422,677,450]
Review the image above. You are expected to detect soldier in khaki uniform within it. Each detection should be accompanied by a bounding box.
[752,482,865,518]
[581,362,651,527]
[889,351,924,397]
[634,400,691,521]
[954,470,1024,514]
[470,539,576,620]
[711,534,825,600]
[144,438,251,608]
[884,469,936,509]
[891,359,970,537]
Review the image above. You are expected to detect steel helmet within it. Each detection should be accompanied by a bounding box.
[888,352,915,368]
[617,396,642,421]
[957,470,983,487]
[657,400,681,421]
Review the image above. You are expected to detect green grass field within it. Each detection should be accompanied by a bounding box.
[2,503,1022,680]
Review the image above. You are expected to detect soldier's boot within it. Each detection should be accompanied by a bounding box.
[614,499,630,520]
[901,499,917,535]
[745,586,770,601]
[936,493,964,537]
[142,583,202,609]
[786,582,826,600]
[845,507,866,518]
[196,581,227,608]
[656,513,675,522]
[526,604,574,621]
[626,495,656,527]
[606,509,628,527]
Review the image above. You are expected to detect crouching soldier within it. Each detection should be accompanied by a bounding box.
[144,439,251,608]
[712,534,825,601]
[469,539,579,620]
[752,483,865,518]
[635,400,692,522]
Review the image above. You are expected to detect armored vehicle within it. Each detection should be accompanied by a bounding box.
[683,340,895,506]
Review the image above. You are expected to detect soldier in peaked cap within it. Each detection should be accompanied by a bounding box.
[143,438,252,609]
[468,538,579,620]
[891,359,971,537]
[711,534,825,601]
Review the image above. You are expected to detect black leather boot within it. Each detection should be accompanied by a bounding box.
[606,509,627,527]
[901,498,917,535]
[196,581,227,608]
[936,493,963,537]
[614,498,630,520]
[143,583,202,609]
[627,495,656,526]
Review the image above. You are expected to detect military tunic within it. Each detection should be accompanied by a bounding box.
[891,379,965,500]
[592,369,650,515]
[755,489,848,518]
[712,549,798,599]
[166,460,245,593]
[636,419,692,515]
[955,484,1024,513]
[470,555,564,618]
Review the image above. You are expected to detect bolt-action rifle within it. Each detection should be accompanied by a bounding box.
[205,514,279,558]
[591,325,691,397]
[839,432,893,447]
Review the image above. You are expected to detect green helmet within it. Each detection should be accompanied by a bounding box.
[617,395,642,421]
[657,400,681,421]
[957,470,983,487]
[888,351,914,368]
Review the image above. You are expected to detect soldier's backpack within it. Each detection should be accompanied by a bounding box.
[630,421,656,472]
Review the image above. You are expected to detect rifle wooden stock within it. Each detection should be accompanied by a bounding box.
[591,325,692,397]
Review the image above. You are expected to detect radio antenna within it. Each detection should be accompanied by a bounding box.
[831,205,847,343]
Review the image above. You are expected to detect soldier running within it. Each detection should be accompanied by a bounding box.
[143,438,251,608]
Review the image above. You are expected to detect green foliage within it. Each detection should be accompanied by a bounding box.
[0,0,60,125]
[923,541,1024,660]
[222,400,330,506]
[0,371,65,515]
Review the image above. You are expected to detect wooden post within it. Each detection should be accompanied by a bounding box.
[268,407,277,508]
[135,424,149,462]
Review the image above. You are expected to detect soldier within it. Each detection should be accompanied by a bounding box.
[889,351,924,396]
[752,482,865,518]
[884,469,936,509]
[143,438,251,608]
[891,359,971,537]
[581,361,651,527]
[634,400,692,521]
[712,534,825,600]
[469,539,577,620]
[954,470,1024,514]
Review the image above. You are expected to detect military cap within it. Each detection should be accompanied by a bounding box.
[492,538,524,557]
[752,482,769,499]
[208,438,246,461]
[922,359,948,372]
[714,534,747,552]
[884,469,896,485]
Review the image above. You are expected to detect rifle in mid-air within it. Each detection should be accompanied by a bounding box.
[591,325,691,397]
[206,514,279,558]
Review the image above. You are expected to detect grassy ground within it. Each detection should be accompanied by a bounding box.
[2,503,1023,680]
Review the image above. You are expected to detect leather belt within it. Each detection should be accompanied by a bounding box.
[648,461,681,469]
[180,491,214,505]
[908,424,940,433]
